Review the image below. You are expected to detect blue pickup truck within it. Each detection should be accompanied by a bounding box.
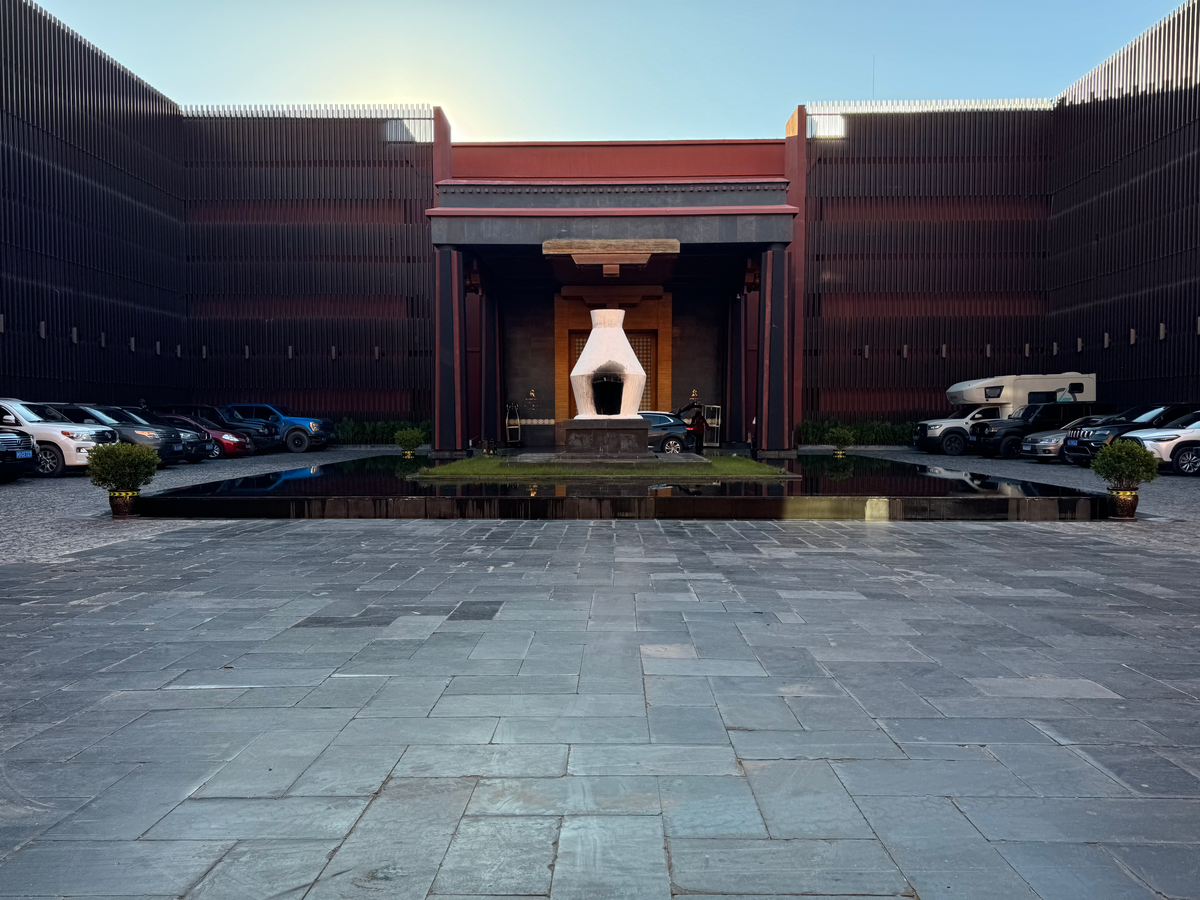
[225,404,336,453]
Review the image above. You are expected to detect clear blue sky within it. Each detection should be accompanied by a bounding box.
[38,0,1180,141]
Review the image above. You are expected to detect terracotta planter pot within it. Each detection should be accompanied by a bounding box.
[108,491,139,518]
[1109,489,1138,519]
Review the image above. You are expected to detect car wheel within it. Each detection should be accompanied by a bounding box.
[661,436,683,454]
[1173,445,1200,476]
[208,442,224,459]
[999,436,1022,459]
[940,433,966,456]
[36,444,65,477]
[286,430,311,453]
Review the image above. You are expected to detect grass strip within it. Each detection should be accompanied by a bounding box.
[419,454,786,481]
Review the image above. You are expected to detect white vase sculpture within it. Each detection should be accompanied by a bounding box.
[570,309,647,419]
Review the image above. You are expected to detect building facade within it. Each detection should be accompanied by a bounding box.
[2,0,1197,451]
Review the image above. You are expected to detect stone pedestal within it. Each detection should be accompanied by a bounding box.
[560,418,655,461]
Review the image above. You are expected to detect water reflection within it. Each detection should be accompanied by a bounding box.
[150,453,1098,500]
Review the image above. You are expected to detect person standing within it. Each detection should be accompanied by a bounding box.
[690,409,709,455]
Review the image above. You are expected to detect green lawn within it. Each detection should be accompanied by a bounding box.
[419,454,786,481]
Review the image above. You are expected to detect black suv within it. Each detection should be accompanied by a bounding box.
[1061,403,1200,466]
[157,405,282,451]
[47,403,187,464]
[969,402,1114,458]
[0,427,36,482]
[639,411,695,454]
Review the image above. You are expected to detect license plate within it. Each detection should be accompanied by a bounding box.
[1067,439,1078,446]
[969,436,977,441]
[16,450,32,459]
[1022,445,1032,452]
[204,443,213,450]
[172,444,183,451]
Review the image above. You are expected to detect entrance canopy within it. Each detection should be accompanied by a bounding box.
[426,134,807,454]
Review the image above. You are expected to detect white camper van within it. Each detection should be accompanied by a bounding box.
[913,373,1096,456]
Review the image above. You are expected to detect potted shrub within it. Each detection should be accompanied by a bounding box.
[827,425,855,459]
[87,442,160,518]
[394,425,427,459]
[1091,439,1160,519]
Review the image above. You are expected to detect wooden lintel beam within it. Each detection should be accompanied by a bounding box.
[543,238,680,256]
[570,253,651,266]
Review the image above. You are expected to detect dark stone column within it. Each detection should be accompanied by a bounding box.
[756,244,792,452]
[481,292,503,442]
[433,247,466,453]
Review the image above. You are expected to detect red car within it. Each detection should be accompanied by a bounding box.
[160,414,254,459]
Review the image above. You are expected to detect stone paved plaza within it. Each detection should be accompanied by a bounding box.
[1,518,1199,899]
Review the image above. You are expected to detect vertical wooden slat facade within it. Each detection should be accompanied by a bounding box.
[3,0,1198,430]
[182,105,436,421]
[0,0,186,403]
[1047,0,1200,407]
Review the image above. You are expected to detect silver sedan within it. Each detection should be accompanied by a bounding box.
[1018,414,1113,462]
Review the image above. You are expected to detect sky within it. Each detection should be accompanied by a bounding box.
[37,0,1182,141]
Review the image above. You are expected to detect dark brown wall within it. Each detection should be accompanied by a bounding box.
[803,109,1052,423]
[183,111,437,421]
[1046,3,1200,407]
[0,0,186,404]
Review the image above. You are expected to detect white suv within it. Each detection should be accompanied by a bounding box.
[1124,410,1200,476]
[0,399,118,477]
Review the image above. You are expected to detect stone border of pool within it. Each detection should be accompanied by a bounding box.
[133,493,1108,521]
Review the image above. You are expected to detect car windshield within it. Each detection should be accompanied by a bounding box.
[225,408,246,420]
[193,417,220,430]
[1164,411,1200,429]
[130,410,171,426]
[272,405,290,416]
[1065,415,1105,429]
[1011,406,1036,420]
[946,404,983,418]
[11,402,69,423]
[1108,406,1167,425]
[87,406,140,424]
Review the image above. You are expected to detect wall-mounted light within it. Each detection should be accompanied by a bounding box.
[129,336,135,352]
[940,343,947,359]
[244,345,250,359]
[1076,337,1083,352]
[331,345,337,360]
[986,343,992,358]
[0,314,5,333]
[1129,328,1136,345]
[176,344,181,358]
[288,345,294,359]
[100,331,106,348]
[202,345,207,359]
[71,327,78,344]
[155,340,161,356]
[39,320,46,340]
[901,344,908,359]
[1159,323,1166,340]
[1052,342,1058,356]
[1024,343,1030,358]
[863,344,869,359]
[374,346,380,360]
[1104,332,1110,348]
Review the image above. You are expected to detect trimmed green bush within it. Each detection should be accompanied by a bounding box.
[826,426,856,451]
[1092,440,1160,491]
[336,419,432,445]
[797,419,916,446]
[394,426,427,452]
[87,442,160,492]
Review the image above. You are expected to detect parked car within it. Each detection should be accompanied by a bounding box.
[156,405,282,452]
[1061,403,1200,467]
[914,405,1004,455]
[123,408,213,463]
[1018,414,1114,462]
[969,401,1114,458]
[45,404,186,465]
[0,399,118,476]
[0,426,37,482]
[639,411,695,454]
[158,413,254,459]
[1122,409,1200,476]
[224,404,335,453]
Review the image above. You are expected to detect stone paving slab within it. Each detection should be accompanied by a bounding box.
[1,517,1199,897]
